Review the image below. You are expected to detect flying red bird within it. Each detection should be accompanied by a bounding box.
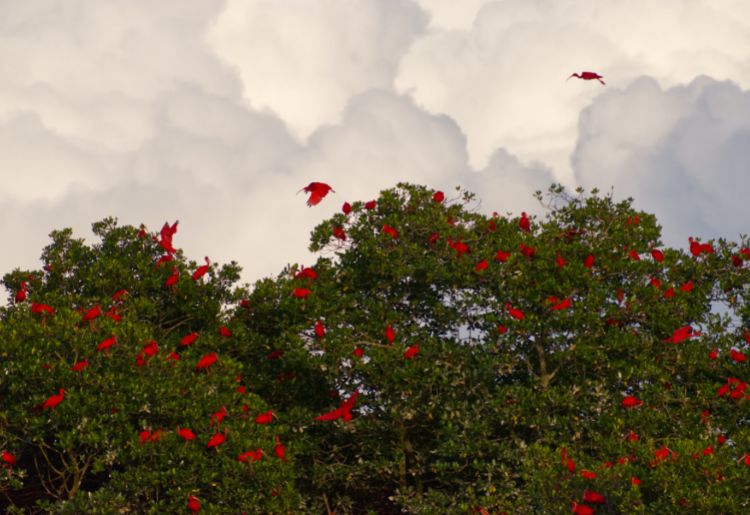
[567,71,605,85]
[42,388,66,410]
[300,182,334,206]
[315,390,360,422]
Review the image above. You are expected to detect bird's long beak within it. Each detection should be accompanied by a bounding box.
[566,74,574,81]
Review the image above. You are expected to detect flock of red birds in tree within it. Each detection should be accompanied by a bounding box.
[6,179,750,513]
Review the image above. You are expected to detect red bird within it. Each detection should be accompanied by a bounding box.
[663,325,701,344]
[15,281,28,303]
[196,352,218,371]
[81,305,102,323]
[31,302,55,316]
[295,266,317,280]
[583,491,606,504]
[730,349,747,363]
[71,359,89,373]
[621,395,643,408]
[97,335,117,352]
[165,267,179,288]
[42,388,66,410]
[300,182,334,206]
[219,326,232,338]
[192,256,211,281]
[548,297,572,311]
[433,191,445,203]
[519,212,531,232]
[180,332,199,347]
[293,287,312,299]
[207,432,226,448]
[382,224,399,239]
[506,303,525,321]
[567,71,605,85]
[314,320,326,339]
[211,406,228,426]
[274,435,287,460]
[2,450,16,467]
[187,495,200,513]
[315,390,359,422]
[256,410,274,425]
[385,325,395,343]
[495,249,510,262]
[238,448,263,462]
[177,427,196,441]
[571,502,594,515]
[404,344,420,360]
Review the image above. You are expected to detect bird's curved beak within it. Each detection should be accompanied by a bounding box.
[566,74,574,81]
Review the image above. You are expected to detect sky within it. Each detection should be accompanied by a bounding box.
[1,0,749,299]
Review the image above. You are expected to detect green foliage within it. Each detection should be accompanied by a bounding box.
[2,184,750,513]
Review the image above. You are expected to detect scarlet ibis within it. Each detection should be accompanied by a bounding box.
[255,410,274,424]
[274,435,286,460]
[300,182,334,206]
[567,71,605,85]
[177,427,196,441]
[192,256,211,281]
[15,282,27,303]
[207,432,226,448]
[42,388,66,410]
[519,212,530,232]
[404,344,420,360]
[187,495,200,513]
[1,450,16,466]
[433,191,445,203]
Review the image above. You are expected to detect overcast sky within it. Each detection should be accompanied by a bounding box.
[1,0,749,299]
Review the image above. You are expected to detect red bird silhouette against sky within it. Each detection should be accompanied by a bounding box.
[300,182,334,206]
[567,71,605,85]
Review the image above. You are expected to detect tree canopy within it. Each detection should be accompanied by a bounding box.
[2,183,750,514]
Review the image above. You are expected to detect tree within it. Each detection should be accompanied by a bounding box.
[2,184,750,514]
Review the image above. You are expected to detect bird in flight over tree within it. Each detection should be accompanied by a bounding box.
[300,182,334,206]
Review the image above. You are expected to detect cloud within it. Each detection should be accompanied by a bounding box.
[395,0,750,177]
[206,0,429,139]
[573,76,750,244]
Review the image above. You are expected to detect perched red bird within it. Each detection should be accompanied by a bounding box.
[519,212,531,232]
[207,432,226,448]
[621,395,643,408]
[293,288,312,299]
[433,191,445,203]
[219,326,232,338]
[154,254,173,268]
[385,325,395,343]
[495,249,510,262]
[382,224,399,239]
[187,495,200,513]
[274,435,287,460]
[404,344,420,360]
[548,297,572,311]
[663,325,701,344]
[571,502,594,515]
[506,303,525,321]
[651,249,665,263]
[567,71,605,85]
[71,359,89,373]
[196,352,218,371]
[237,448,263,462]
[2,450,16,467]
[177,427,196,441]
[583,491,606,504]
[211,406,228,426]
[314,320,326,339]
[342,202,352,214]
[192,257,211,281]
[165,267,179,288]
[31,302,55,316]
[255,410,274,425]
[81,305,102,323]
[730,349,747,363]
[583,254,595,268]
[295,266,317,280]
[97,335,117,352]
[15,281,28,303]
[42,388,66,410]
[300,182,334,206]
[180,332,199,347]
